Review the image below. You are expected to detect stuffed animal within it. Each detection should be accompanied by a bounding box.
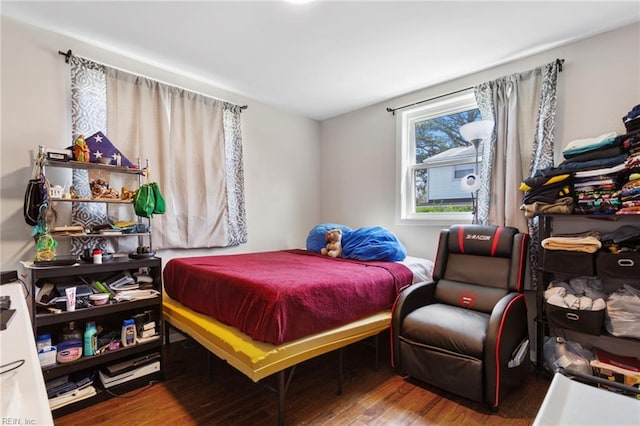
[321,228,343,258]
[73,134,90,163]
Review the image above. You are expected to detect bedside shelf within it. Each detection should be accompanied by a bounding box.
[23,256,164,417]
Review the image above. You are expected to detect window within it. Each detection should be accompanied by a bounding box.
[396,90,482,224]
[453,166,475,180]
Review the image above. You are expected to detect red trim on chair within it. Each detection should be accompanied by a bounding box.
[493,293,525,407]
[458,226,465,253]
[490,226,503,256]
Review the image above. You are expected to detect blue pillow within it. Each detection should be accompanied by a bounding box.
[306,223,352,253]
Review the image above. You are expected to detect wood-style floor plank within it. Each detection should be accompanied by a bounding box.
[54,335,550,425]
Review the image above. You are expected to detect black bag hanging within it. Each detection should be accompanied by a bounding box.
[23,152,47,226]
[24,177,45,226]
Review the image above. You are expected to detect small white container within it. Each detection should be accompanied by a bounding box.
[38,346,57,367]
[89,293,109,306]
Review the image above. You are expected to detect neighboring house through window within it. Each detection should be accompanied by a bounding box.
[396,90,482,224]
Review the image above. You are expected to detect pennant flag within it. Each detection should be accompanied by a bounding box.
[85,131,134,168]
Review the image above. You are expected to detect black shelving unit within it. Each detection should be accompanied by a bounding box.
[535,214,640,374]
[24,256,164,418]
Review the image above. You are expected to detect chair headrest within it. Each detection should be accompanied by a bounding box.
[447,225,518,258]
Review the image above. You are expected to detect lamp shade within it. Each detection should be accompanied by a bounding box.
[459,120,494,143]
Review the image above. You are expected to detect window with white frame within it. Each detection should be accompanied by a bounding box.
[396,90,482,223]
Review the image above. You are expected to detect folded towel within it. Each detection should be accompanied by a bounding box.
[564,294,580,309]
[562,132,618,155]
[544,286,566,300]
[592,298,606,311]
[547,294,569,308]
[578,296,593,310]
[541,236,602,253]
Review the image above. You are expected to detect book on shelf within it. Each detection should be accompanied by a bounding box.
[590,347,640,376]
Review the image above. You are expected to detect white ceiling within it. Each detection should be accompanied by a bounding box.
[2,1,639,120]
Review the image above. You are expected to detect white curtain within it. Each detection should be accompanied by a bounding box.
[474,60,560,231]
[70,55,247,251]
[474,60,561,290]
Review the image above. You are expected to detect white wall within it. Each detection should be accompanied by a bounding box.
[320,23,640,261]
[0,17,321,271]
[3,18,638,270]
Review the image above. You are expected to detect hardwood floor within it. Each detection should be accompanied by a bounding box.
[55,335,550,425]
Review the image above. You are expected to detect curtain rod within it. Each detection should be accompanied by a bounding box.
[58,49,248,111]
[386,58,564,115]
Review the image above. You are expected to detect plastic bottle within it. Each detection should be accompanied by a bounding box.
[121,319,137,347]
[84,321,97,356]
[37,333,52,350]
[59,321,82,342]
[92,249,102,264]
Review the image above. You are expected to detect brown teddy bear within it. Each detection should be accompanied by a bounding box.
[321,228,343,258]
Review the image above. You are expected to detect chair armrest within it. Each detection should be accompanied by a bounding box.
[487,292,528,360]
[393,280,436,324]
[391,280,436,368]
[485,292,529,406]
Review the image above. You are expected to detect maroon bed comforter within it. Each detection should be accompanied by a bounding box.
[163,249,413,344]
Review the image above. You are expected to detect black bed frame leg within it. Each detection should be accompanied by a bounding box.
[337,348,344,396]
[207,353,215,382]
[374,333,380,371]
[164,320,171,347]
[278,370,285,426]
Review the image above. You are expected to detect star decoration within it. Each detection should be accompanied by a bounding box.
[86,131,134,167]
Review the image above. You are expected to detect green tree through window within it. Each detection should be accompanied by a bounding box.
[414,109,481,212]
[397,90,482,221]
[414,109,481,163]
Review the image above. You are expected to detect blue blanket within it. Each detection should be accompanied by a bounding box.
[342,226,407,262]
[307,224,406,262]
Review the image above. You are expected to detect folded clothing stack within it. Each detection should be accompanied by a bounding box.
[519,172,573,218]
[521,105,640,218]
[623,104,640,134]
[544,277,606,311]
[617,133,640,215]
[558,132,624,214]
[541,230,602,253]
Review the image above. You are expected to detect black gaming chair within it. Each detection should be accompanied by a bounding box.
[391,224,530,409]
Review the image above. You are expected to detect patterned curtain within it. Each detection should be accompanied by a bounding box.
[474,60,560,289]
[69,56,111,255]
[223,104,248,246]
[69,55,247,250]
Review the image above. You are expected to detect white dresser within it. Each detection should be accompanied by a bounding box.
[1,283,53,425]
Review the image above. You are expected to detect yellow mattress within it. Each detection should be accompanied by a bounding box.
[163,296,391,382]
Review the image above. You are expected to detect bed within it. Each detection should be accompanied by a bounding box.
[162,248,433,424]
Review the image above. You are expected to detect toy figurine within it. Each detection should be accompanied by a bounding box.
[73,135,90,162]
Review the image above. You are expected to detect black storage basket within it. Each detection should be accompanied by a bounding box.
[543,249,596,276]
[546,302,604,335]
